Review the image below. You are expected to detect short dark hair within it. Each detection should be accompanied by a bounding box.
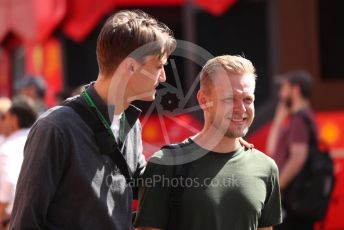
[96,10,177,77]
[9,97,37,128]
[284,70,313,99]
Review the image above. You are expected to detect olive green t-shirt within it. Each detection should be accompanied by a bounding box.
[135,139,282,230]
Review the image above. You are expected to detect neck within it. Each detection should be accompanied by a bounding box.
[94,75,130,115]
[291,98,309,113]
[192,128,241,154]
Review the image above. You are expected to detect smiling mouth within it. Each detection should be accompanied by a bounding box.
[228,117,248,122]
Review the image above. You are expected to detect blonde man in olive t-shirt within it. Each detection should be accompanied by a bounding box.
[135,55,282,230]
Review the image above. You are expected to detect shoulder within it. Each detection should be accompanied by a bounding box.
[143,143,190,178]
[36,104,86,129]
[150,138,206,165]
[29,105,89,142]
[146,149,173,170]
[142,154,173,180]
[1,129,29,149]
[245,148,279,175]
[290,109,315,128]
[39,105,78,124]
[290,113,307,126]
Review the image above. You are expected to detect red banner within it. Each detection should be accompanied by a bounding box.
[0,49,11,97]
[1,0,238,43]
[62,0,116,42]
[24,38,63,107]
[193,0,237,16]
[0,0,10,42]
[0,0,66,44]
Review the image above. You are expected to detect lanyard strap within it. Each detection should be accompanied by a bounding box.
[82,90,125,142]
[78,90,132,183]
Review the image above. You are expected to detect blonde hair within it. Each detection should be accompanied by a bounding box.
[200,55,256,92]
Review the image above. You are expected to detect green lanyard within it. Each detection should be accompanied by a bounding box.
[82,90,124,142]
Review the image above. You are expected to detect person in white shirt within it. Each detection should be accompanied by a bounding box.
[0,97,12,146]
[0,97,37,228]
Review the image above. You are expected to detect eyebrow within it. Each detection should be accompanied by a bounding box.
[221,96,234,100]
[221,93,255,99]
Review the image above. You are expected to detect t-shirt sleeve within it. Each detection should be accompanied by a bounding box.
[258,161,283,227]
[10,119,68,229]
[134,157,172,228]
[289,115,310,144]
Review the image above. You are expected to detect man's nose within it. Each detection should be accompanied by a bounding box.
[159,68,166,83]
[233,100,246,113]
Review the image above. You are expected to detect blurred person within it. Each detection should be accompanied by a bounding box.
[0,98,12,145]
[0,97,37,228]
[267,70,316,229]
[10,10,176,229]
[71,85,86,96]
[55,85,85,105]
[16,76,47,115]
[135,55,282,230]
[55,88,72,105]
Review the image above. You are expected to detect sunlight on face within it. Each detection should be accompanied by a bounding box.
[205,71,256,138]
[127,55,168,102]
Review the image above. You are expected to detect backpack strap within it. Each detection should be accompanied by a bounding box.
[64,97,133,184]
[297,111,319,147]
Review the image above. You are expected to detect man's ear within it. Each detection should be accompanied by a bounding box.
[9,113,19,131]
[123,57,138,74]
[197,90,209,111]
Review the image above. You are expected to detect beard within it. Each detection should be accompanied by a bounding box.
[285,96,293,109]
[224,124,250,138]
[207,111,253,139]
[212,117,251,139]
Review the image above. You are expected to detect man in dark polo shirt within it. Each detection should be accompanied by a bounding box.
[10,10,176,229]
